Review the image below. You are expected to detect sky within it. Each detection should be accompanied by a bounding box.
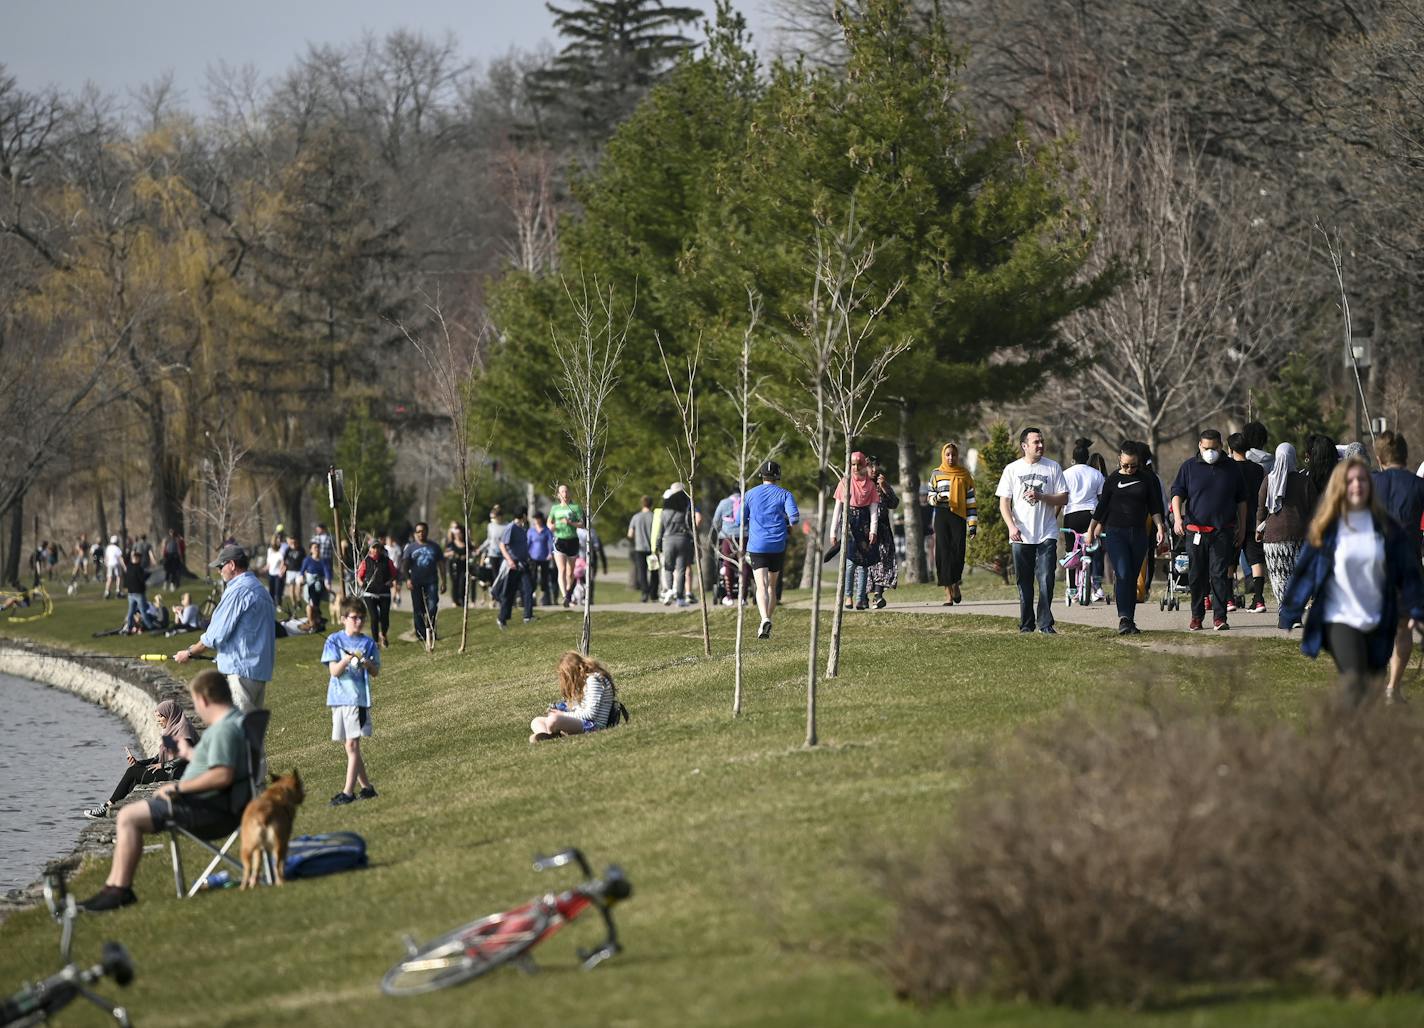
[2,0,780,109]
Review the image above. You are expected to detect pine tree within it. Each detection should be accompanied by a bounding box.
[528,0,705,145]
[967,423,1017,582]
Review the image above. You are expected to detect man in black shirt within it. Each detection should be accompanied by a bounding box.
[1228,432,1268,613]
[1170,429,1248,631]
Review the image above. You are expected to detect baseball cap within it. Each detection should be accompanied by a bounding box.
[209,544,248,568]
[758,460,781,480]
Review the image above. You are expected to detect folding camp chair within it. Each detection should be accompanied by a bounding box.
[167,708,274,897]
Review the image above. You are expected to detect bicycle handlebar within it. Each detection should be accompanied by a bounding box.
[0,944,132,1026]
[532,848,592,878]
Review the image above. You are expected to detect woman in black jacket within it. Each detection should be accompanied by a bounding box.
[867,459,900,609]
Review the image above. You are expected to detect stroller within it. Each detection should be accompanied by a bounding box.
[1159,527,1189,612]
[1059,528,1100,607]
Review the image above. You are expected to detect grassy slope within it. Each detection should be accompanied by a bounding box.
[2,581,1420,1028]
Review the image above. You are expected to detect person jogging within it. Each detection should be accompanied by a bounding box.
[736,460,800,640]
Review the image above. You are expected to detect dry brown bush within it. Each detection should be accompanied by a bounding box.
[882,680,1424,1007]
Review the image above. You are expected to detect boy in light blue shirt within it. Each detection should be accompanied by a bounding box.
[321,597,381,806]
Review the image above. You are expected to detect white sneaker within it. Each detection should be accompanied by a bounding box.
[1092,589,1106,603]
[83,803,110,819]
[720,596,735,607]
[661,590,674,606]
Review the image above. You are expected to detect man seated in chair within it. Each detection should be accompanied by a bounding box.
[82,669,252,911]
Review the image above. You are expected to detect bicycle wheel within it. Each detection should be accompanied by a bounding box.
[381,903,552,996]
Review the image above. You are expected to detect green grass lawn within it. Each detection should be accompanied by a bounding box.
[3,582,1420,1027]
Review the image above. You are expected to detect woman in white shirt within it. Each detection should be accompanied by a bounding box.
[1279,458,1424,703]
[1061,438,1106,603]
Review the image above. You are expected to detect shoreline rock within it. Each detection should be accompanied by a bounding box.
[0,641,190,918]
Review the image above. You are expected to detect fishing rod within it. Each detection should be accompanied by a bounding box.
[82,653,215,663]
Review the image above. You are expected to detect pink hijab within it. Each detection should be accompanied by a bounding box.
[834,452,877,507]
[156,699,198,760]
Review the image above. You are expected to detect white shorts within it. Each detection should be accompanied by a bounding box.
[331,705,372,741]
[285,570,301,585]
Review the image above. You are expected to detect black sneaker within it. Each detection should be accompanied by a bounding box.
[1040,626,1057,635]
[330,791,355,807]
[757,619,771,640]
[358,785,378,800]
[80,885,137,912]
[1127,622,1142,635]
[83,802,111,819]
[1118,618,1132,635]
[873,596,887,609]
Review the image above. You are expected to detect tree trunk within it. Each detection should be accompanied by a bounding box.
[580,456,594,657]
[279,477,307,550]
[806,383,827,749]
[826,447,852,679]
[799,493,822,589]
[119,478,128,542]
[95,490,108,551]
[4,494,23,587]
[691,478,712,658]
[143,400,187,539]
[898,405,928,584]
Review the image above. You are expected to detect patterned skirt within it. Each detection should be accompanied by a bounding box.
[867,527,899,593]
[1264,540,1302,606]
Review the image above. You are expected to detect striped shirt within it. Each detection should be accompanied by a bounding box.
[569,672,615,728]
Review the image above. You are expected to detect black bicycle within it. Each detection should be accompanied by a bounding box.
[0,869,135,1026]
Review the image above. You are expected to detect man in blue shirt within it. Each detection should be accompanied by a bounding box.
[173,544,276,711]
[401,522,446,648]
[496,506,536,628]
[737,460,800,640]
[1170,429,1248,632]
[1373,431,1424,702]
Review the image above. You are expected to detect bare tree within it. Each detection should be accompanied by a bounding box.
[656,331,712,657]
[187,434,250,565]
[723,292,770,716]
[498,143,559,274]
[550,274,628,656]
[820,222,909,680]
[769,209,906,744]
[1058,113,1296,455]
[395,294,484,653]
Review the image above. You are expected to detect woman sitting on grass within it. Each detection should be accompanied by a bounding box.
[84,699,199,818]
[529,651,617,742]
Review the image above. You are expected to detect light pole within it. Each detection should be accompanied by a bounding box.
[1344,328,1373,447]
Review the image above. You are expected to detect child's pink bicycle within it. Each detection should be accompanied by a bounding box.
[381,849,631,996]
[1059,528,1101,607]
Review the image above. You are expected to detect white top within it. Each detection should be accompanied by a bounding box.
[1063,464,1105,515]
[995,457,1068,545]
[104,543,123,569]
[1322,509,1385,632]
[569,672,615,728]
[266,546,286,576]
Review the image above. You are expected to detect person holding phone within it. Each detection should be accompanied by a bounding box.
[83,700,198,819]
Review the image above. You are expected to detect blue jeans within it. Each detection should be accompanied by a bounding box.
[125,592,145,631]
[1012,540,1057,631]
[411,580,439,640]
[845,558,869,606]
[1104,526,1149,622]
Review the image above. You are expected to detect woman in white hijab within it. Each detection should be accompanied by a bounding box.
[1255,442,1319,608]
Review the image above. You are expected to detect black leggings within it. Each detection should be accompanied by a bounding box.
[109,757,187,804]
[364,593,392,640]
[1326,623,1373,677]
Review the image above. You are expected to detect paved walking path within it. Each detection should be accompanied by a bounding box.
[572,592,1287,639]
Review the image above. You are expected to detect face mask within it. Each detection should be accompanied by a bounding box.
[1201,448,1221,465]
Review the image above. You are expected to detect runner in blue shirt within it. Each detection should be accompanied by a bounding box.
[737,460,800,640]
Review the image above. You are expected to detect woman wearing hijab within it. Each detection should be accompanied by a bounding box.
[1279,458,1424,703]
[866,458,900,608]
[829,452,880,610]
[1256,442,1318,609]
[83,699,198,818]
[927,443,976,605]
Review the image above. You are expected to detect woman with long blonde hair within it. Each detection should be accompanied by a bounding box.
[1279,458,1424,701]
[529,651,618,742]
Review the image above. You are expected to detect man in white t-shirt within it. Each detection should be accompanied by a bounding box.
[996,427,1069,634]
[103,535,124,600]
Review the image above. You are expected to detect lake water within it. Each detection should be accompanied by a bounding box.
[0,673,138,893]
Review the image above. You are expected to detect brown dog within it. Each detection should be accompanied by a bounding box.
[239,769,304,889]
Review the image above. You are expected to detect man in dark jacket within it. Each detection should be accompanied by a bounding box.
[1171,429,1248,632]
[1373,431,1424,701]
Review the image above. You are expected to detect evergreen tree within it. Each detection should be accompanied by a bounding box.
[318,403,413,535]
[528,0,705,145]
[966,423,1017,582]
[1255,352,1349,454]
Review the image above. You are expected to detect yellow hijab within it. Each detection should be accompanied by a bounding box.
[931,443,973,518]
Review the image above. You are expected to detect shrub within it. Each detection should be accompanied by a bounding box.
[967,423,1017,582]
[882,682,1424,1007]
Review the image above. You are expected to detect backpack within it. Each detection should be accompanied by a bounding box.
[605,683,630,728]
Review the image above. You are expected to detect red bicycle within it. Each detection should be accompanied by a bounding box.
[381,849,631,996]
